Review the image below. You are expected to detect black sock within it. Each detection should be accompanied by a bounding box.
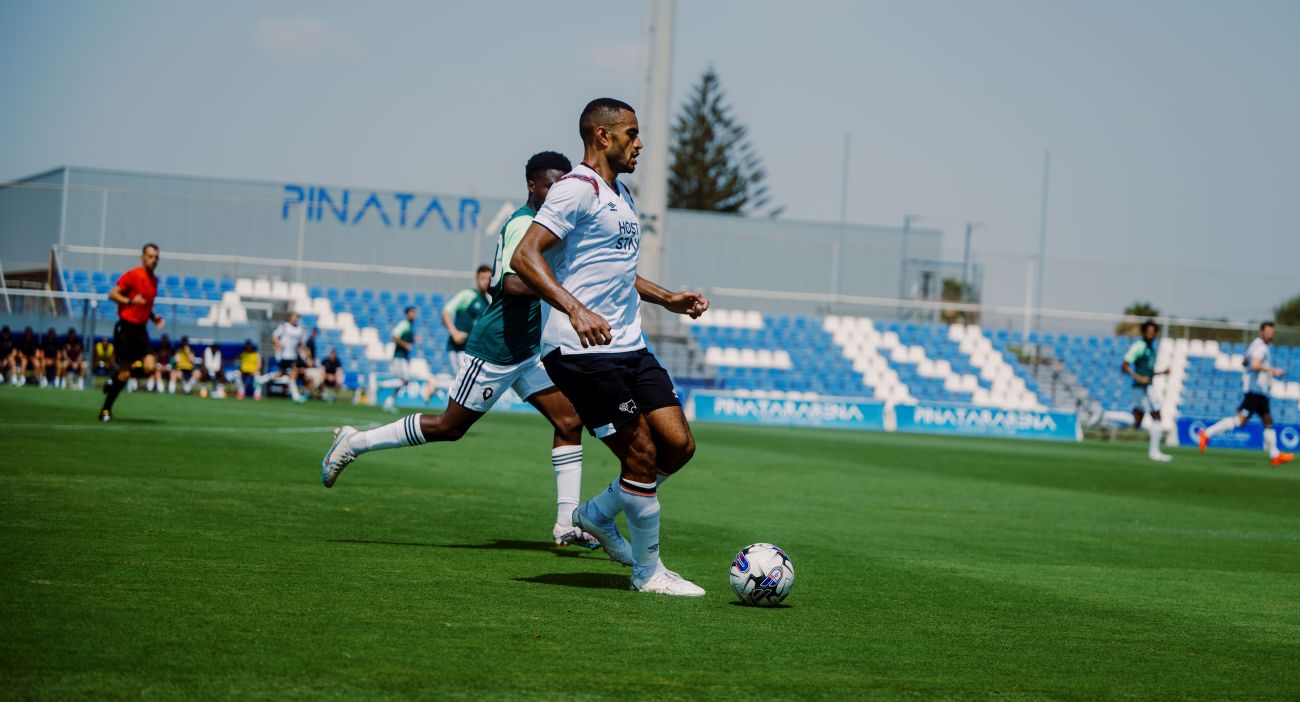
[102,377,126,411]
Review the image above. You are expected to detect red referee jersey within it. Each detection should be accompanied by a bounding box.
[115,266,158,325]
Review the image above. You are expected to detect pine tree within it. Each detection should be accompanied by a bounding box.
[668,68,770,214]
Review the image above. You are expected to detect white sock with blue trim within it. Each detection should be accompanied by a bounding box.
[349,414,427,455]
[552,445,583,526]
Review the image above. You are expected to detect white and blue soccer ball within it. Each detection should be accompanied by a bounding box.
[729,543,794,606]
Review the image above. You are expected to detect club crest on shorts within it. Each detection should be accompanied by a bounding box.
[482,387,494,401]
[619,399,637,414]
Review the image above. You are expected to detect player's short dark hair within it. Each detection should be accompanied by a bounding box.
[1261,321,1275,331]
[525,151,572,181]
[142,242,159,253]
[476,265,492,275]
[579,98,635,144]
[1140,320,1158,334]
[404,306,416,315]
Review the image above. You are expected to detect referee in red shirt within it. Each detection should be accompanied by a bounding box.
[100,243,166,421]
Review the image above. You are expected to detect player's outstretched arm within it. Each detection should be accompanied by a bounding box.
[511,223,611,347]
[636,276,709,319]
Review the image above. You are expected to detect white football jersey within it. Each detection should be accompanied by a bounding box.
[1243,337,1272,395]
[533,163,645,356]
[203,347,222,373]
[272,321,305,361]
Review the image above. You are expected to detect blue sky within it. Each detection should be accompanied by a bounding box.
[2,0,1297,320]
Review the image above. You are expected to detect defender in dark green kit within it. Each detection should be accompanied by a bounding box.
[322,152,600,548]
[1121,320,1172,462]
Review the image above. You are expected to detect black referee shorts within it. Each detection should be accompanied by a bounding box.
[542,348,679,439]
[112,320,152,367]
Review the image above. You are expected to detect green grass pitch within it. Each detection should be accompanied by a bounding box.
[2,385,1298,701]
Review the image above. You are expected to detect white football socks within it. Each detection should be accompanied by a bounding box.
[1203,416,1240,438]
[349,414,427,455]
[552,445,582,527]
[1148,423,1163,455]
[619,478,663,582]
[1264,427,1280,459]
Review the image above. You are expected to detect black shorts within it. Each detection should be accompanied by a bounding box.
[277,358,304,373]
[1239,392,1271,418]
[113,321,151,366]
[542,348,679,439]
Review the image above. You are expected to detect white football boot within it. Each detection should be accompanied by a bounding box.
[552,524,601,549]
[632,567,706,597]
[321,425,357,488]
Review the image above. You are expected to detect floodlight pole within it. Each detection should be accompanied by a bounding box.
[638,0,674,291]
[961,222,984,302]
[899,214,917,317]
[1033,150,1051,333]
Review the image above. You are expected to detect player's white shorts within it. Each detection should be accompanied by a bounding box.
[449,353,555,413]
[390,357,411,381]
[446,350,467,376]
[1130,384,1160,414]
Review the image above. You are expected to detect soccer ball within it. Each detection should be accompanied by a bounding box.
[729,543,794,606]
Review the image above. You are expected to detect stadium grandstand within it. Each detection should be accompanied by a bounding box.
[2,166,1297,442]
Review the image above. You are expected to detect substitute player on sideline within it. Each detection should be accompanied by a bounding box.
[271,312,307,403]
[1198,322,1294,466]
[1121,320,1173,462]
[511,98,710,597]
[100,243,165,421]
[322,151,600,549]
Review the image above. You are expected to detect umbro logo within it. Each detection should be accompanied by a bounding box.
[606,201,618,211]
[619,399,637,414]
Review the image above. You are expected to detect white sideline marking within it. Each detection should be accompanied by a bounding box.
[8,423,343,434]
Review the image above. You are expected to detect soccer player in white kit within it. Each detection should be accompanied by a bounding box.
[1198,321,1294,467]
[271,312,307,403]
[511,98,711,597]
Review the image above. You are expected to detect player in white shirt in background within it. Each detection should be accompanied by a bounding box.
[512,98,710,597]
[271,312,307,403]
[1198,321,1294,467]
[201,344,226,398]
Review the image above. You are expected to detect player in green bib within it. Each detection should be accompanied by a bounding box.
[322,152,600,549]
[383,307,420,411]
[441,267,491,375]
[1121,320,1172,462]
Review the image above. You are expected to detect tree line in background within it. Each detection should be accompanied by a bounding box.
[1119,295,1300,344]
[668,68,774,216]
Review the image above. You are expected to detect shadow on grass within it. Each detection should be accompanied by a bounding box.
[327,538,597,558]
[726,600,793,609]
[514,572,629,590]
